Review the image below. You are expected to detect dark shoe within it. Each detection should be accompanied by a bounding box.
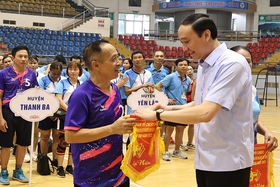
[52,159,58,169]
[57,166,65,178]
[65,165,73,175]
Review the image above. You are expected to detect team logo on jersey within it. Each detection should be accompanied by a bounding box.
[100,105,107,111]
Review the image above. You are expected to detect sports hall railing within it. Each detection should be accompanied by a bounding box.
[61,0,109,31]
[153,0,256,3]
[143,29,261,42]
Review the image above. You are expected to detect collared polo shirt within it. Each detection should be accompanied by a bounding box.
[194,43,254,171]
[160,71,191,105]
[145,63,169,84]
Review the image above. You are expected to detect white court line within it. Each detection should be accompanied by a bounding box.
[130,181,143,187]
[274,164,280,167]
[274,158,280,161]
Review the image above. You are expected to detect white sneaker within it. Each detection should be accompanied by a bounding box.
[180,144,188,151]
[23,153,30,163]
[162,152,171,161]
[32,153,38,162]
[172,150,188,159]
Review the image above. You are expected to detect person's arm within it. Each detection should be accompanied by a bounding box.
[154,82,163,92]
[55,93,68,111]
[0,92,8,132]
[42,64,51,75]
[124,82,154,96]
[116,76,129,88]
[135,100,221,124]
[257,120,278,152]
[65,116,136,143]
[191,80,196,101]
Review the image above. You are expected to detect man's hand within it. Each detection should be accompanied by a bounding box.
[0,118,8,132]
[111,116,136,134]
[134,108,157,121]
[168,99,176,105]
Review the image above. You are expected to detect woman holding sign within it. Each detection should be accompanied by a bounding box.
[54,61,82,178]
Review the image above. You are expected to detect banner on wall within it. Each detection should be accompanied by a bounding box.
[258,14,280,37]
[159,0,248,10]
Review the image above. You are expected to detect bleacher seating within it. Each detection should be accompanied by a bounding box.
[245,36,280,64]
[0,0,79,16]
[118,34,190,59]
[0,25,102,57]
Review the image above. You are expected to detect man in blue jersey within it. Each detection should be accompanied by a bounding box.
[155,58,191,161]
[145,50,169,84]
[123,50,154,115]
[65,40,136,187]
[0,46,38,185]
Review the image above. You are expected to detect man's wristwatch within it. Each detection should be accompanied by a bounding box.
[156,109,164,121]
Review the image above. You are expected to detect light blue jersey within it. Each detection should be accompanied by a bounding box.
[160,71,191,105]
[61,69,89,83]
[54,78,80,105]
[38,74,65,94]
[37,65,48,73]
[145,63,170,84]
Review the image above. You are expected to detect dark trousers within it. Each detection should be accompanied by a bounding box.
[196,167,251,187]
[74,179,129,187]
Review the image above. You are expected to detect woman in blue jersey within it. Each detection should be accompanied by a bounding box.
[54,61,82,178]
[38,61,64,167]
[230,45,278,151]
[64,40,136,187]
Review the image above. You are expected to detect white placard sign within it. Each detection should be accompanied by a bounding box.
[127,89,168,111]
[10,88,60,122]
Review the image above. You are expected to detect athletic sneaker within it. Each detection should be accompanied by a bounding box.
[32,153,38,162]
[65,165,73,175]
[57,166,65,178]
[23,153,30,163]
[12,168,29,183]
[180,144,188,151]
[0,170,10,185]
[172,150,188,159]
[187,143,195,150]
[162,152,171,161]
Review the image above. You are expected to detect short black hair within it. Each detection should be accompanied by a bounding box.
[29,54,39,63]
[174,58,189,66]
[83,40,110,70]
[131,50,145,60]
[11,46,29,57]
[2,55,11,64]
[54,55,67,65]
[70,55,81,62]
[50,61,63,71]
[181,13,217,39]
[230,45,253,63]
[123,58,133,69]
